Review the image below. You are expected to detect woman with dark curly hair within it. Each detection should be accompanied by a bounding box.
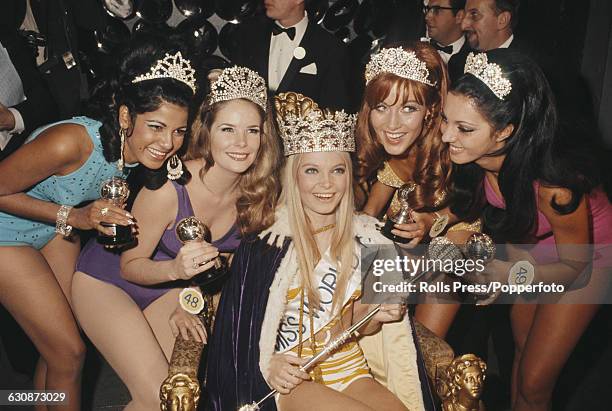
[442,48,612,411]
[0,34,195,410]
[354,42,479,338]
[72,66,282,410]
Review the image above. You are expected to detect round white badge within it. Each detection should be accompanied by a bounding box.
[429,214,449,238]
[179,287,204,314]
[508,260,535,286]
[293,46,306,60]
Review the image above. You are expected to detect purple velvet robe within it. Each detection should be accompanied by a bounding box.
[204,233,290,410]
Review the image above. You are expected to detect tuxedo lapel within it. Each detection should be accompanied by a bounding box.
[8,0,27,31]
[276,21,315,93]
[29,0,48,38]
[257,22,273,81]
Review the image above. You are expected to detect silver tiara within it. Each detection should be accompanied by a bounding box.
[132,51,196,93]
[365,47,436,87]
[464,52,512,100]
[208,66,268,111]
[275,92,356,156]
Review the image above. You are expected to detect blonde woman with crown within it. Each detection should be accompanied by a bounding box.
[0,34,195,410]
[354,42,481,340]
[71,65,282,410]
[205,92,436,411]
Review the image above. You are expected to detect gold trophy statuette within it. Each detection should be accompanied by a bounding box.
[464,233,496,264]
[97,177,133,248]
[464,233,499,305]
[175,216,227,288]
[381,183,417,244]
[175,217,227,320]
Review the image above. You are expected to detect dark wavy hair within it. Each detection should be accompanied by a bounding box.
[449,49,603,242]
[86,33,195,189]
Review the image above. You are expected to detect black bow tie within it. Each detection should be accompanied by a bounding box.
[432,41,453,54]
[271,24,296,41]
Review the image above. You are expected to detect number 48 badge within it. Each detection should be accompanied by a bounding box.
[179,287,204,314]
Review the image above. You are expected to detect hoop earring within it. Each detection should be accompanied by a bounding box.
[117,128,127,171]
[167,155,184,180]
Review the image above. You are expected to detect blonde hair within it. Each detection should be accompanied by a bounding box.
[186,98,283,234]
[280,152,355,312]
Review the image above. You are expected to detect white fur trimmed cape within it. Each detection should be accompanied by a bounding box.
[204,207,435,411]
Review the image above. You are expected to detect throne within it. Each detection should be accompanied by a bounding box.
[160,319,458,411]
[160,335,203,411]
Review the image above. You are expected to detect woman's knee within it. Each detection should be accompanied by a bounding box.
[517,365,555,406]
[129,383,165,410]
[43,336,86,377]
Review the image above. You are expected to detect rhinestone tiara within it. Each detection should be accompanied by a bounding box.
[464,52,512,100]
[365,47,436,87]
[275,92,356,156]
[208,66,268,111]
[132,51,196,93]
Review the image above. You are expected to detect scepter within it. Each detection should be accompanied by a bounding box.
[237,304,382,411]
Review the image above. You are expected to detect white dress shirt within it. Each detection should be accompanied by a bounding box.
[268,13,309,91]
[498,34,514,49]
[0,42,26,150]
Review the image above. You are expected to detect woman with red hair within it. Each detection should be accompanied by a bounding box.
[354,42,479,338]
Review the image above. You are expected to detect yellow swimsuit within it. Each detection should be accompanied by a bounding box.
[276,250,372,391]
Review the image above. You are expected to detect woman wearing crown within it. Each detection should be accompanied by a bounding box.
[354,42,479,339]
[204,92,436,411]
[0,34,195,409]
[71,66,282,410]
[442,48,612,411]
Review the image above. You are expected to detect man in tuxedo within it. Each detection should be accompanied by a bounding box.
[423,0,467,64]
[0,29,57,160]
[4,0,106,119]
[233,0,350,111]
[447,0,519,81]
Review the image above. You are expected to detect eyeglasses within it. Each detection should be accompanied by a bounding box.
[422,5,460,15]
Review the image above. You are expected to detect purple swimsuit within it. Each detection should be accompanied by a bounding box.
[76,181,241,310]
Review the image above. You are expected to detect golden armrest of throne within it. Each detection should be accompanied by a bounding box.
[159,318,462,411]
[413,321,455,382]
[160,336,204,411]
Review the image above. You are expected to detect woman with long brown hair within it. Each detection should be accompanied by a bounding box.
[354,42,479,338]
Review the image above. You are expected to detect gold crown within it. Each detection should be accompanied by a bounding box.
[208,66,268,111]
[464,52,512,100]
[275,92,356,156]
[132,51,196,93]
[365,47,436,87]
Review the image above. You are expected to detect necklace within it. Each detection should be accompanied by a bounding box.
[312,223,335,235]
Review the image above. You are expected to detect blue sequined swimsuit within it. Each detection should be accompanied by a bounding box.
[0,116,131,249]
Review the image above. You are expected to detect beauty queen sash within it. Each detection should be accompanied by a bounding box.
[275,247,361,353]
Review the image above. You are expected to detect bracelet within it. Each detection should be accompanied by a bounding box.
[55,205,73,237]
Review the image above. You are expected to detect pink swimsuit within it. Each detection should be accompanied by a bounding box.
[483,177,612,268]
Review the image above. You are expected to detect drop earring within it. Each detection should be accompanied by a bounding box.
[117,128,127,171]
[167,154,183,180]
